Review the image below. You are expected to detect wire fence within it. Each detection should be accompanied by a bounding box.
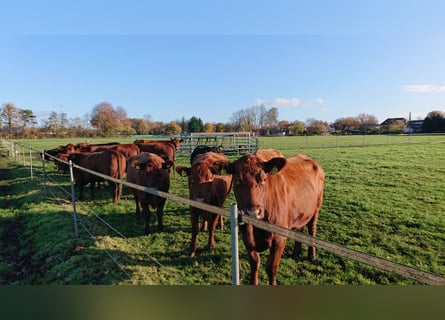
[2,138,445,285]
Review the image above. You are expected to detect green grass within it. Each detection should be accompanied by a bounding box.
[1,135,444,284]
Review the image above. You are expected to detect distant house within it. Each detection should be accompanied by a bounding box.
[405,120,424,133]
[380,117,407,132]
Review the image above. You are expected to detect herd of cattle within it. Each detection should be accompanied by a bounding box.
[44,139,325,285]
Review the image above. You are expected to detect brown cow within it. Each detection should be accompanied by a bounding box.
[58,149,126,203]
[176,152,232,257]
[134,138,182,163]
[126,152,173,234]
[92,143,140,161]
[219,153,324,285]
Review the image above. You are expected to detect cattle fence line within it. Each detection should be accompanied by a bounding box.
[2,139,445,285]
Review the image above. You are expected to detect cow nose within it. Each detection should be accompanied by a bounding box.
[245,207,264,219]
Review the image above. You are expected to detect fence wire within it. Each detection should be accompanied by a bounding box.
[3,138,445,285]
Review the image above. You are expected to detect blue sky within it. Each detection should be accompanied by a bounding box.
[1,0,444,125]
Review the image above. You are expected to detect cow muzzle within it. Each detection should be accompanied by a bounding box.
[245,207,265,220]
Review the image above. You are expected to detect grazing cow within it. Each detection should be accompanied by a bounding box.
[176,152,232,257]
[135,138,183,164]
[190,145,223,165]
[126,152,173,234]
[58,149,126,203]
[219,153,324,285]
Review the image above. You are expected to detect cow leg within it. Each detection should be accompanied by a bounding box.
[292,241,302,260]
[307,214,319,262]
[141,202,152,235]
[156,197,166,232]
[89,181,96,200]
[134,195,141,217]
[202,219,208,232]
[207,213,219,251]
[188,210,200,257]
[78,182,85,201]
[109,181,120,203]
[247,250,261,285]
[218,215,224,230]
[266,236,286,285]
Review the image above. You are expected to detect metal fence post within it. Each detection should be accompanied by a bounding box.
[230,203,240,285]
[41,150,47,195]
[69,160,79,240]
[29,148,33,180]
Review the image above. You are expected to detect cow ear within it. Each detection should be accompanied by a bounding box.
[163,160,174,170]
[175,166,191,176]
[264,157,286,174]
[213,160,232,175]
[131,160,144,170]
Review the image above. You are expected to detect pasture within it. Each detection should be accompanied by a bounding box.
[1,134,444,284]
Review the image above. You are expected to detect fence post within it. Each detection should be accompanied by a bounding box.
[230,203,240,285]
[69,160,79,240]
[41,150,47,195]
[29,148,33,180]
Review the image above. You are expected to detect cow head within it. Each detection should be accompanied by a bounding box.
[129,153,173,188]
[223,154,286,219]
[176,162,218,202]
[56,153,72,174]
[177,154,231,203]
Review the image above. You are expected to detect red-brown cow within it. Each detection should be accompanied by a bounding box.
[93,143,140,161]
[135,138,182,164]
[219,153,324,285]
[59,149,126,203]
[126,152,173,234]
[176,152,232,257]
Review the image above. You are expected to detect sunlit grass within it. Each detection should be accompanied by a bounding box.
[1,135,444,284]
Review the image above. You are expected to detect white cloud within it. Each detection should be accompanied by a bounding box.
[403,84,445,93]
[305,98,327,105]
[256,97,327,108]
[271,98,301,107]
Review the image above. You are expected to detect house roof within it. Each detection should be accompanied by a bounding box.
[380,117,407,126]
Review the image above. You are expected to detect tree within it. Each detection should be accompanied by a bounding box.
[333,117,361,133]
[204,123,214,132]
[47,111,61,136]
[289,120,305,135]
[215,123,225,132]
[165,121,181,135]
[188,116,204,132]
[306,118,329,135]
[263,107,279,128]
[423,111,445,133]
[90,102,121,136]
[1,102,19,138]
[130,118,151,134]
[19,109,36,138]
[357,113,379,132]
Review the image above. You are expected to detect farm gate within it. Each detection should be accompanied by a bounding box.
[176,132,259,156]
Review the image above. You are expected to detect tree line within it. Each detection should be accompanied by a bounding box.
[1,101,444,139]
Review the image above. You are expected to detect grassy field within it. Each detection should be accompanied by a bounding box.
[1,134,444,285]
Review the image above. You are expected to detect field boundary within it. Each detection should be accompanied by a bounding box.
[3,138,445,285]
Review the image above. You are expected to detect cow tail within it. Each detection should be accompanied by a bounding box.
[115,152,125,202]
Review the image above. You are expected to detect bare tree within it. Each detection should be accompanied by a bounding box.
[1,102,19,138]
